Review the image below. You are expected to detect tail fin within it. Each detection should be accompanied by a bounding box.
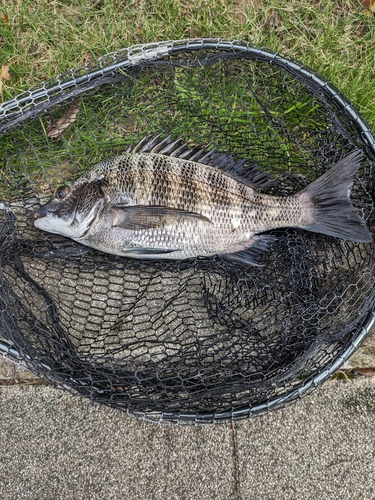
[300,151,372,243]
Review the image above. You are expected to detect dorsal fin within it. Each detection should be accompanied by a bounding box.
[125,135,274,189]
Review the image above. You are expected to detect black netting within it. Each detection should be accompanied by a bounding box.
[1,39,375,424]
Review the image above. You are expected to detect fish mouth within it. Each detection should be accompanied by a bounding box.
[33,195,80,222]
[33,208,48,219]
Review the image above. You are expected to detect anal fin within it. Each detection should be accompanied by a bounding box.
[223,234,276,266]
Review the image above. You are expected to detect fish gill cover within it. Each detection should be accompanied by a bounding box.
[1,39,375,424]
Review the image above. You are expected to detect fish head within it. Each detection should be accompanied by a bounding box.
[34,179,106,239]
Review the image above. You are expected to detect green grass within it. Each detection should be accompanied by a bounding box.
[0,0,375,130]
[0,0,375,195]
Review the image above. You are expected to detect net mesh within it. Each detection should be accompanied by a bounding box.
[1,39,375,424]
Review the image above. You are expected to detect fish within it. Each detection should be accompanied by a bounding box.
[33,135,372,266]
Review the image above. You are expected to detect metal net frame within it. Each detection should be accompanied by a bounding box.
[1,38,375,424]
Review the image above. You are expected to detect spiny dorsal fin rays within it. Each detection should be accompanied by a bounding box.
[124,134,274,189]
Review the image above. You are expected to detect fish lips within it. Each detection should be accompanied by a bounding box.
[33,205,74,223]
[33,207,48,219]
[34,194,80,223]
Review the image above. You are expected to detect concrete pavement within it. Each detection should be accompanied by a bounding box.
[1,334,375,499]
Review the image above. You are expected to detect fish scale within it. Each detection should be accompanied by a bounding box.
[34,137,372,265]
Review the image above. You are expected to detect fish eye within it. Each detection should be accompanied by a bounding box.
[55,186,70,200]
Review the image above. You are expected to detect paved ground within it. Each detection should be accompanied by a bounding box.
[1,349,375,500]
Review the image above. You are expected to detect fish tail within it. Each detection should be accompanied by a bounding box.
[299,151,372,243]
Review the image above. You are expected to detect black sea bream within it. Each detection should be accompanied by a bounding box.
[34,136,372,265]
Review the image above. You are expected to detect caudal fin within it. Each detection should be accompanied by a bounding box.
[300,151,372,243]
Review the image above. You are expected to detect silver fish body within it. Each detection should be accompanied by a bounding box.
[34,137,372,265]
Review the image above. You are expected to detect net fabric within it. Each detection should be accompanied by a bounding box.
[1,39,375,424]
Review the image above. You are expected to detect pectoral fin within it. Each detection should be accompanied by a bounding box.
[111,205,211,230]
[121,246,181,257]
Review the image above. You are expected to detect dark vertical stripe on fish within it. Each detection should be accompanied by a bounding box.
[177,160,200,212]
[239,183,251,225]
[150,156,162,204]
[135,155,151,202]
[158,156,174,206]
[207,168,233,211]
[207,169,220,208]
[163,169,176,206]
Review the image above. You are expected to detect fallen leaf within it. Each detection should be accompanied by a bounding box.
[264,9,283,29]
[1,65,11,81]
[363,0,375,12]
[46,102,81,140]
[1,13,9,24]
[353,367,375,377]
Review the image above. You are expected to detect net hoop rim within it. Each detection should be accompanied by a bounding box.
[1,38,375,158]
[1,38,375,423]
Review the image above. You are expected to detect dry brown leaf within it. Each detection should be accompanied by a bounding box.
[46,102,81,140]
[1,13,9,24]
[353,367,375,377]
[363,0,375,13]
[1,65,11,81]
[264,9,283,29]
